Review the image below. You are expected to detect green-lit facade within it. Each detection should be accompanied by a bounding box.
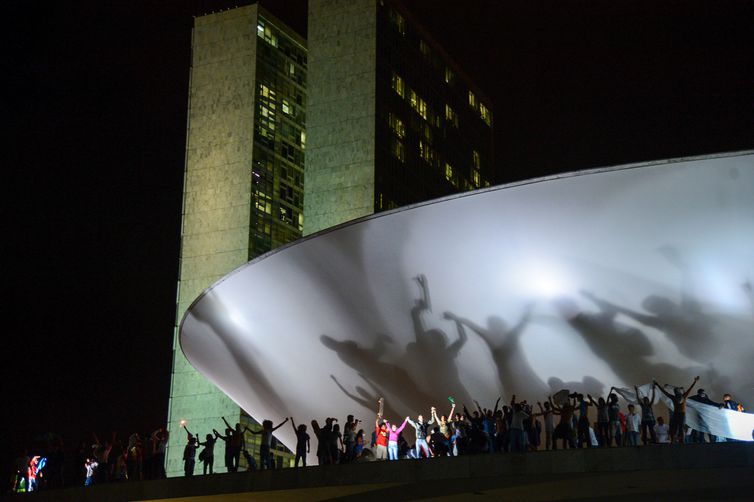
[169,0,494,476]
[166,4,303,476]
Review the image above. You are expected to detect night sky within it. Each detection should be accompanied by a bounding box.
[6,0,754,471]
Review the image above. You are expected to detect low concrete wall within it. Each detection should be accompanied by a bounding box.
[5,442,754,501]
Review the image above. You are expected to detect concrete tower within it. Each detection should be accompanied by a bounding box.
[167,4,306,476]
[304,0,494,235]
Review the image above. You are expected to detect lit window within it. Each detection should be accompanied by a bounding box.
[260,84,276,102]
[391,138,405,162]
[444,67,453,84]
[419,39,430,57]
[468,90,477,109]
[445,163,453,182]
[391,9,406,35]
[472,169,481,188]
[409,90,428,120]
[479,102,491,127]
[472,150,481,169]
[260,105,275,119]
[257,19,278,47]
[391,73,405,98]
[388,113,405,138]
[300,130,306,148]
[445,104,458,127]
[417,98,427,120]
[281,99,291,115]
[419,141,433,164]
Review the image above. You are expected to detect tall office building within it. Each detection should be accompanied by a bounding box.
[166,4,306,476]
[168,0,494,476]
[304,0,494,235]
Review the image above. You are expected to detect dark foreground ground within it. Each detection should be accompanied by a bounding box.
[4,442,754,501]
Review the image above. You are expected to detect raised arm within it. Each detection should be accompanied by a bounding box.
[396,417,410,434]
[272,417,289,432]
[509,304,534,338]
[634,385,642,403]
[446,313,485,338]
[653,381,674,400]
[447,313,495,348]
[432,406,441,424]
[548,396,562,412]
[587,394,597,407]
[221,417,232,431]
[290,418,297,435]
[682,376,700,399]
[448,402,456,419]
[447,320,468,356]
[649,385,656,405]
[493,397,501,415]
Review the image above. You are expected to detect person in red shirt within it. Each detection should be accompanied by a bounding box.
[374,397,389,460]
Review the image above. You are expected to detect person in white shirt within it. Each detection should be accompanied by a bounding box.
[84,458,98,486]
[625,404,641,446]
[654,416,670,444]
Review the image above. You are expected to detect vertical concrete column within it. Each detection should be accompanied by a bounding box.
[304,0,378,235]
[166,5,259,477]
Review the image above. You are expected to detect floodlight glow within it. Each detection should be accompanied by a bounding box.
[180,152,754,461]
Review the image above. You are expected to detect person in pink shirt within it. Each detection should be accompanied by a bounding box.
[385,417,410,460]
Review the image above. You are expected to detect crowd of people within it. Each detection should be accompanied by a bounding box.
[10,428,169,493]
[176,377,747,475]
[9,377,748,493]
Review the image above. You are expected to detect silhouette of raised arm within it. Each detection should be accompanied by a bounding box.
[682,376,700,399]
[272,418,289,432]
[447,319,468,357]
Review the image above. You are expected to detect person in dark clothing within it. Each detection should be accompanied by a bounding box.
[689,388,718,443]
[587,394,610,447]
[221,417,246,472]
[212,427,235,473]
[654,376,699,444]
[429,426,448,456]
[290,418,311,467]
[634,385,657,444]
[183,435,197,477]
[197,433,217,474]
[549,395,576,450]
[249,418,289,470]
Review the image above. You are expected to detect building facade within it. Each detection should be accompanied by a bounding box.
[166,4,304,476]
[169,0,494,475]
[304,0,494,235]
